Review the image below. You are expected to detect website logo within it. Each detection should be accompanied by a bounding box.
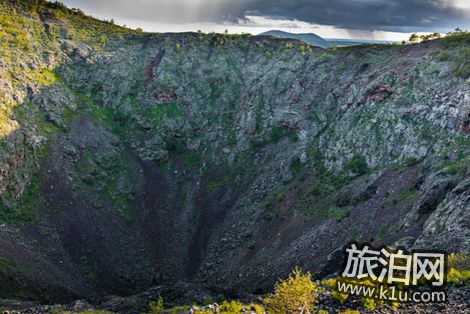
[335,243,447,303]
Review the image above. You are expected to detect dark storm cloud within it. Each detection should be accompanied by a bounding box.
[60,0,470,31]
[241,0,470,31]
[60,0,248,24]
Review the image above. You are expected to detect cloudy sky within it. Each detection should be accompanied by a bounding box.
[59,0,470,40]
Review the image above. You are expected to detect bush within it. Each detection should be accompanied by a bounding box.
[219,300,244,313]
[405,156,421,167]
[63,310,113,314]
[250,304,265,314]
[284,43,294,50]
[448,252,470,271]
[327,207,351,222]
[438,51,453,62]
[447,267,469,285]
[270,126,298,143]
[264,267,319,314]
[346,154,368,176]
[165,305,191,314]
[149,295,164,314]
[452,48,470,78]
[444,29,470,48]
[175,43,182,52]
[323,278,348,304]
[453,63,470,78]
[320,53,333,61]
[447,253,470,285]
[361,297,377,310]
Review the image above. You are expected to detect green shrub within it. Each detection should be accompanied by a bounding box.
[149,295,164,314]
[453,63,470,78]
[64,311,113,314]
[452,48,470,78]
[175,43,182,52]
[284,43,294,50]
[346,154,368,176]
[438,51,453,62]
[164,305,191,314]
[323,278,348,304]
[405,156,421,167]
[447,267,470,285]
[320,53,333,61]
[327,207,351,222]
[448,253,470,271]
[250,304,265,314]
[203,295,214,306]
[264,267,319,314]
[290,158,303,174]
[219,300,244,313]
[270,127,297,143]
[444,29,470,48]
[362,297,377,310]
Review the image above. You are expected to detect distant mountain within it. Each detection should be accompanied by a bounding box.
[259,30,333,48]
[259,30,397,48]
[327,38,397,46]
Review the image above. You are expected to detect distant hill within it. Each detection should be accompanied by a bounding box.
[259,30,397,48]
[259,30,333,48]
[327,38,397,46]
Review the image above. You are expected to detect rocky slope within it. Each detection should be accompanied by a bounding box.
[0,0,469,309]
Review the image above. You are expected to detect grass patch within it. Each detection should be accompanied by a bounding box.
[250,126,298,151]
[73,148,136,222]
[327,206,351,222]
[452,47,470,78]
[0,175,43,223]
[261,184,285,220]
[297,149,353,221]
[150,102,184,125]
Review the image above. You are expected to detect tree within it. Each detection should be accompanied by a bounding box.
[409,33,419,42]
[419,32,441,42]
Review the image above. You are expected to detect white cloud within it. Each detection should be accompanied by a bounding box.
[112,14,422,41]
[454,0,470,9]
